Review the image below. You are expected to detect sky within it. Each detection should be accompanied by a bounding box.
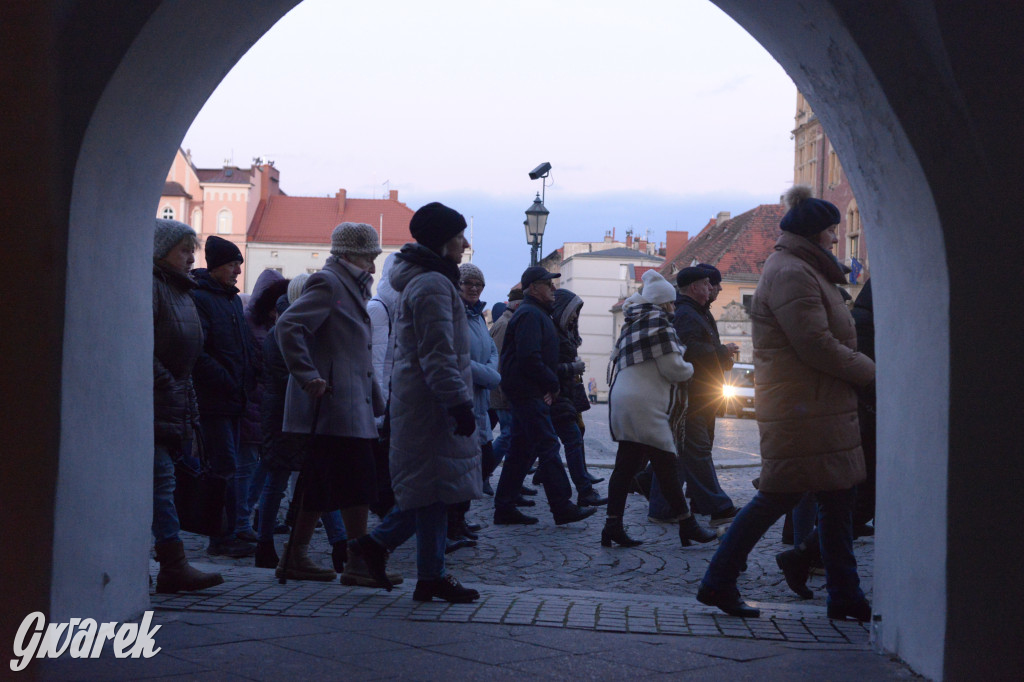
[181,0,797,297]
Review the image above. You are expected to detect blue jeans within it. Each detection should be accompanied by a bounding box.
[201,415,242,542]
[246,456,270,521]
[792,493,817,547]
[678,411,733,515]
[234,442,259,533]
[702,487,864,605]
[152,442,184,545]
[370,501,447,580]
[553,417,592,496]
[495,398,574,516]
[491,409,513,468]
[257,465,347,544]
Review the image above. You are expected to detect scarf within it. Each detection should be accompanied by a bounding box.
[607,301,685,386]
[395,242,461,287]
[327,255,374,301]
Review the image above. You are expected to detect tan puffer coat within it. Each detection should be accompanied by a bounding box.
[751,231,875,493]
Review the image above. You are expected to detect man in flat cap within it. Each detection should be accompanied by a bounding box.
[493,266,597,527]
[672,265,739,527]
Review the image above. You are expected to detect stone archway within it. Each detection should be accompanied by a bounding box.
[3,2,1022,679]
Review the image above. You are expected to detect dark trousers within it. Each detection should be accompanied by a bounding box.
[702,487,864,606]
[494,397,573,516]
[607,441,690,518]
[678,410,733,515]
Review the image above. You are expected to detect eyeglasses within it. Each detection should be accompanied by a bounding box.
[460,280,484,289]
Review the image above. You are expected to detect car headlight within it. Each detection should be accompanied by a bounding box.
[722,385,736,398]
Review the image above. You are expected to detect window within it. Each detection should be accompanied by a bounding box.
[270,250,279,258]
[216,209,232,234]
[827,144,843,188]
[191,209,202,231]
[846,200,863,263]
[160,206,174,220]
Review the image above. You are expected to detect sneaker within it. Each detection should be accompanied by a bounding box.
[494,508,539,525]
[710,506,739,527]
[553,504,597,526]
[207,538,256,558]
[413,574,480,603]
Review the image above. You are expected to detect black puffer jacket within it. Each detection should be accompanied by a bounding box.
[153,262,202,447]
[674,293,734,417]
[550,289,590,423]
[499,295,560,401]
[191,269,257,416]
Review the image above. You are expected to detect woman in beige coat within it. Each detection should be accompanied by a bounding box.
[698,185,875,622]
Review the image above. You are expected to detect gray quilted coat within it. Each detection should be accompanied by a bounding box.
[387,246,482,510]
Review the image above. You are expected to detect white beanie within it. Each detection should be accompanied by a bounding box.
[639,270,675,305]
[331,222,382,258]
[287,273,310,304]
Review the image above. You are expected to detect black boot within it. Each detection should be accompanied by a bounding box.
[679,515,717,547]
[600,517,642,547]
[776,548,813,599]
[413,574,479,603]
[331,540,347,573]
[254,540,279,569]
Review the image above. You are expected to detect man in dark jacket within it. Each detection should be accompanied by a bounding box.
[674,266,737,525]
[191,235,258,557]
[493,266,596,526]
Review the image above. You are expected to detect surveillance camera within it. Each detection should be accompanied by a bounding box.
[528,162,552,180]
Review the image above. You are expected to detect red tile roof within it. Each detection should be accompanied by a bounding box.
[247,193,414,246]
[658,204,786,283]
[162,181,191,198]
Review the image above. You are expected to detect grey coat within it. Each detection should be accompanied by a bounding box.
[276,257,384,439]
[387,247,482,509]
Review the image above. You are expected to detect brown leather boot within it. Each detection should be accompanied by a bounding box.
[155,540,224,594]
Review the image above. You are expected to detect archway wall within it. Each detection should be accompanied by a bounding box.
[55,0,302,622]
[711,1,951,678]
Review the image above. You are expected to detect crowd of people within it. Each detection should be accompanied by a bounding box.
[150,186,875,620]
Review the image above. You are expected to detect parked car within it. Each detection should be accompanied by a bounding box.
[721,362,755,418]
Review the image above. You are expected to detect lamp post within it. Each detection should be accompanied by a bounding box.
[525,162,552,266]
[524,194,549,266]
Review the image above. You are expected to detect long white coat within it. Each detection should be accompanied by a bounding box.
[609,346,694,454]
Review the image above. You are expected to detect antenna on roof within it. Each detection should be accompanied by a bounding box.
[382,179,390,198]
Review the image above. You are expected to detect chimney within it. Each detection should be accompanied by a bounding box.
[716,211,731,226]
[388,189,398,201]
[638,239,648,253]
[665,230,689,259]
[336,189,347,215]
[626,233,633,248]
[260,163,280,200]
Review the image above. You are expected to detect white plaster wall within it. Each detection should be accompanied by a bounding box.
[56,0,302,624]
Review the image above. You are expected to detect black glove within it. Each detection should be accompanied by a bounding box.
[448,403,477,437]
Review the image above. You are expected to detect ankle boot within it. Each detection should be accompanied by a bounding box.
[155,540,224,594]
[776,548,813,599]
[679,515,717,547]
[275,543,336,581]
[331,540,347,573]
[254,540,279,569]
[600,517,642,547]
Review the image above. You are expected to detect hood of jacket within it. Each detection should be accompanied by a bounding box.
[389,242,460,292]
[374,252,401,308]
[247,268,285,314]
[551,288,583,346]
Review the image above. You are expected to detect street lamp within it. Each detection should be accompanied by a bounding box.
[525,162,552,266]
[525,193,549,266]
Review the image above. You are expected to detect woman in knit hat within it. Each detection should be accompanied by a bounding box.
[603,270,717,549]
[151,219,224,593]
[698,185,875,621]
[274,222,397,584]
[349,202,482,603]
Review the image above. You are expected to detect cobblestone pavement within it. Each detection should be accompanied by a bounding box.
[171,413,876,646]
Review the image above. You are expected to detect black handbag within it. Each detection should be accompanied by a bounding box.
[173,433,230,537]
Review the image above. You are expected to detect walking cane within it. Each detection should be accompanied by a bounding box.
[279,363,331,585]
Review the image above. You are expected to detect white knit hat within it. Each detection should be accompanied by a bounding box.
[287,273,310,304]
[458,262,485,285]
[330,222,382,258]
[639,270,675,305]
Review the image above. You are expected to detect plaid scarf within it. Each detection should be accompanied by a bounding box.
[607,302,685,386]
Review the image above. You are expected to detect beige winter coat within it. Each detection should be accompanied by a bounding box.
[751,231,875,493]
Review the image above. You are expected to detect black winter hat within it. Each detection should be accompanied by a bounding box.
[205,235,243,270]
[676,266,710,289]
[410,202,467,250]
[779,185,840,237]
[697,263,722,285]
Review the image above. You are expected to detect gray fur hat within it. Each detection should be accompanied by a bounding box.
[153,218,196,260]
[331,222,382,258]
[458,262,485,286]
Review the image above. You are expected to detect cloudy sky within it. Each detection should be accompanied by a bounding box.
[182,0,797,297]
